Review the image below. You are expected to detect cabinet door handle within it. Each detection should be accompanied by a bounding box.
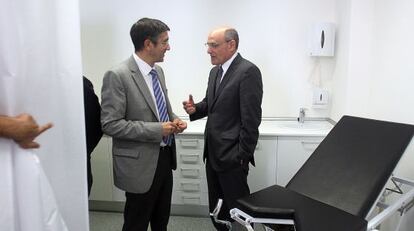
[180,182,200,191]
[180,168,200,178]
[180,139,199,148]
[181,154,200,164]
[182,195,201,204]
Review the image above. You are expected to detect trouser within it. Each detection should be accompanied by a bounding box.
[122,146,173,231]
[206,160,250,231]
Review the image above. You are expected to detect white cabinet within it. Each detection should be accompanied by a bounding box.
[247,137,278,193]
[173,135,208,206]
[174,135,280,204]
[90,136,114,201]
[276,136,324,186]
[89,120,331,215]
[174,136,279,203]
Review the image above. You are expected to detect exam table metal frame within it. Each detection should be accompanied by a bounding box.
[210,116,414,231]
[227,176,414,231]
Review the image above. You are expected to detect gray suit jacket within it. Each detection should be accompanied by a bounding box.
[101,55,178,193]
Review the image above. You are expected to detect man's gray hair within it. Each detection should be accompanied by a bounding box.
[224,28,239,49]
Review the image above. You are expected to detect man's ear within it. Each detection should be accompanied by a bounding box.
[228,40,236,51]
[143,38,153,50]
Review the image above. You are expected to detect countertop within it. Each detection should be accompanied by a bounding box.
[179,117,335,137]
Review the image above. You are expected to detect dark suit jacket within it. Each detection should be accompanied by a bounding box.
[190,53,263,172]
[83,76,103,155]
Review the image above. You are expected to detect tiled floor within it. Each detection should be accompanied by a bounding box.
[89,211,214,231]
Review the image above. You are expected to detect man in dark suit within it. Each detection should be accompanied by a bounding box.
[83,76,103,196]
[183,27,263,230]
[101,18,187,231]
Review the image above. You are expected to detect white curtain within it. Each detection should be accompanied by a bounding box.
[0,0,88,230]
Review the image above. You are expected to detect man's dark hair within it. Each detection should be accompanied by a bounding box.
[130,18,170,52]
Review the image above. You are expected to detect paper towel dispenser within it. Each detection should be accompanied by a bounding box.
[309,23,335,56]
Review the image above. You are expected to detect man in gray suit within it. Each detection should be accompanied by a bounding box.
[101,18,187,231]
[183,27,263,230]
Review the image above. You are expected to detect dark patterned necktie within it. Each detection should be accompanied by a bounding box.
[215,66,223,95]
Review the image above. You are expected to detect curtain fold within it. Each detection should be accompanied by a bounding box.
[0,0,87,230]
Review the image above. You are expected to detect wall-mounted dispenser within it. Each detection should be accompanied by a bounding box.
[312,88,329,108]
[309,23,335,56]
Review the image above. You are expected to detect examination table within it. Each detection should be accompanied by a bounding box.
[212,115,414,231]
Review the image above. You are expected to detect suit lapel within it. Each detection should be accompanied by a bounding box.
[127,56,159,119]
[210,54,242,109]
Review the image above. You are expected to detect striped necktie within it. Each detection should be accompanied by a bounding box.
[150,69,172,145]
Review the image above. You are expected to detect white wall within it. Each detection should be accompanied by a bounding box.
[331,1,414,229]
[81,1,414,229]
[332,0,414,175]
[332,0,414,123]
[80,0,336,118]
[331,0,375,119]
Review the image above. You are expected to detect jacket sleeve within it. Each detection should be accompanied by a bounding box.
[83,76,103,154]
[190,95,208,121]
[239,65,263,162]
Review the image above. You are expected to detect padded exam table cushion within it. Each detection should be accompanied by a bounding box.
[237,116,414,231]
[237,185,367,231]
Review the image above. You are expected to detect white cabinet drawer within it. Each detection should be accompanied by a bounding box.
[180,167,200,178]
[180,181,200,191]
[172,191,208,205]
[178,151,203,165]
[90,136,114,201]
[176,165,206,179]
[180,153,200,163]
[176,138,204,149]
[173,178,208,193]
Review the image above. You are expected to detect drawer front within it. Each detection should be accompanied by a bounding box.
[178,150,203,165]
[173,178,208,193]
[176,138,204,149]
[181,153,200,163]
[172,191,208,205]
[175,165,206,179]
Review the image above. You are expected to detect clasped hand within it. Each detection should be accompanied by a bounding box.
[162,119,187,137]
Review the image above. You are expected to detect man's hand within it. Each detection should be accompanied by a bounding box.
[182,94,196,115]
[161,121,179,137]
[173,118,187,134]
[0,113,53,149]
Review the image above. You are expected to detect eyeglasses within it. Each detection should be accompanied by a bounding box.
[205,40,232,49]
[160,41,169,46]
[150,38,169,47]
